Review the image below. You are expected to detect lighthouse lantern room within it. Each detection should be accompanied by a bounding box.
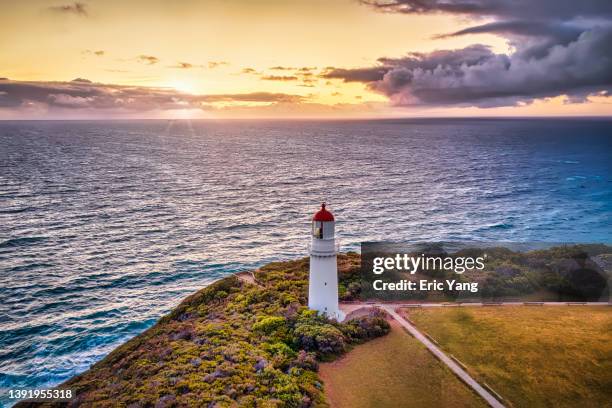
[308,203,344,321]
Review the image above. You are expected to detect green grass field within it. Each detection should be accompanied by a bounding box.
[404,306,612,408]
[318,321,487,408]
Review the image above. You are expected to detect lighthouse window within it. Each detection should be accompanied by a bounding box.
[324,282,327,286]
[313,222,323,238]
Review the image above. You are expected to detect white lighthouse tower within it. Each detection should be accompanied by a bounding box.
[308,203,344,321]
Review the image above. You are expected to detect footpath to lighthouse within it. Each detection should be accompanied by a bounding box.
[381,305,506,408]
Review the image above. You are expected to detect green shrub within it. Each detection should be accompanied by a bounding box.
[341,309,390,341]
[253,316,287,335]
[294,323,347,355]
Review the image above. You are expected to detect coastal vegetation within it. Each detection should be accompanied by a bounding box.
[17,253,388,407]
[403,306,612,408]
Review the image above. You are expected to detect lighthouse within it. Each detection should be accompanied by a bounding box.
[308,203,344,321]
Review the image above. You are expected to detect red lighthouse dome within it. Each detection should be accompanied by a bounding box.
[313,203,334,221]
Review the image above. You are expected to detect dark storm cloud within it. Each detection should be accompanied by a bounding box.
[71,78,92,83]
[347,28,612,106]
[433,20,586,42]
[322,67,390,82]
[0,79,306,111]
[48,2,88,16]
[323,45,496,83]
[333,0,612,107]
[359,0,612,20]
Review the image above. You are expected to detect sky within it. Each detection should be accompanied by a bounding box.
[1,0,611,119]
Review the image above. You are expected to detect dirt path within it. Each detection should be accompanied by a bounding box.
[234,271,262,287]
[382,305,505,408]
[341,301,609,309]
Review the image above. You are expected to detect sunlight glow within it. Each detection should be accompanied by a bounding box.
[168,79,198,95]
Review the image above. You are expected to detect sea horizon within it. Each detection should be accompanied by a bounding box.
[1,116,612,122]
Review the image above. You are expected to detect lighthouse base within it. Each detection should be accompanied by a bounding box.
[308,254,343,321]
[311,307,346,322]
[333,309,346,322]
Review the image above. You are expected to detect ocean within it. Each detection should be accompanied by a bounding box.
[1,118,611,403]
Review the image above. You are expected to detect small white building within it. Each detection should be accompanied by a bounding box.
[308,203,344,321]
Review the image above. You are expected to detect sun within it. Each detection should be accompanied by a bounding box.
[167,78,198,94]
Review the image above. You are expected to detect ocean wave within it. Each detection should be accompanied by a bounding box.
[0,207,35,214]
[0,236,47,248]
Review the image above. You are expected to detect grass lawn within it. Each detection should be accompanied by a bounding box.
[318,320,487,408]
[404,306,612,408]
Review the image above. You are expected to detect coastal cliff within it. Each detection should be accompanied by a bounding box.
[17,253,388,407]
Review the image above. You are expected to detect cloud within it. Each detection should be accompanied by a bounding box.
[208,61,228,69]
[269,66,296,70]
[71,78,92,83]
[261,75,298,81]
[169,62,203,69]
[48,93,94,107]
[323,66,389,82]
[48,2,88,16]
[326,28,612,107]
[331,0,612,107]
[361,0,612,47]
[241,67,259,74]
[433,20,586,42]
[137,55,159,65]
[204,92,304,103]
[0,79,306,112]
[82,49,105,56]
[359,0,612,20]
